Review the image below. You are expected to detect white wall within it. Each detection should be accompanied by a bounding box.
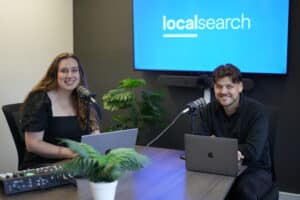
[0,0,73,172]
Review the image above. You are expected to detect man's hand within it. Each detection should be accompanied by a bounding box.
[237,150,245,161]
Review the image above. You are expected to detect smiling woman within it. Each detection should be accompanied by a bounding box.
[57,58,80,92]
[20,52,101,169]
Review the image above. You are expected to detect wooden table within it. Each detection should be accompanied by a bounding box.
[0,146,236,200]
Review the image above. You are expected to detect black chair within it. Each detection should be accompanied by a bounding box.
[2,103,25,170]
[262,107,279,200]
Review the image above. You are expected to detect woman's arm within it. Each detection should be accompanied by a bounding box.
[91,129,100,134]
[25,131,76,159]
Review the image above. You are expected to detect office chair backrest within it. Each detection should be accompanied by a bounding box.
[2,103,25,170]
[262,106,279,200]
[267,106,278,182]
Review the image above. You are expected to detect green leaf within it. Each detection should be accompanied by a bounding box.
[118,78,146,88]
[102,88,133,111]
[59,140,149,183]
[101,148,149,181]
[59,139,101,159]
[101,77,166,132]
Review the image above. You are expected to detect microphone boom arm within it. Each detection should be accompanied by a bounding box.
[145,97,206,147]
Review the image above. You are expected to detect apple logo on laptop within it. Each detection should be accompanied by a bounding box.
[208,152,214,158]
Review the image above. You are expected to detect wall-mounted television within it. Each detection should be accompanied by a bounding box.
[132,0,290,74]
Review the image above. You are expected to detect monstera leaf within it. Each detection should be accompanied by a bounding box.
[59,139,149,183]
[102,78,165,133]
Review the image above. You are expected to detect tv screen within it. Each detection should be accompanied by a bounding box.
[133,0,290,74]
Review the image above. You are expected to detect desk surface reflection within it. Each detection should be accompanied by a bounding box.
[0,146,235,200]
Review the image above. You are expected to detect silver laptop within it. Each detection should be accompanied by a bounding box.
[185,134,245,177]
[81,128,138,155]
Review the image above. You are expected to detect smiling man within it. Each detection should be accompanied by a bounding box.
[198,64,272,200]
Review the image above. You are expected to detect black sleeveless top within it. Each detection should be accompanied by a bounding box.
[21,90,88,168]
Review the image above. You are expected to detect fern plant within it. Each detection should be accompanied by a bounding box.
[59,139,149,183]
[102,78,165,131]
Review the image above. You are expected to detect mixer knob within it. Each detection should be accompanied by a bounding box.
[0,174,6,179]
[67,173,74,178]
[12,184,22,191]
[5,173,13,179]
[6,172,13,178]
[62,174,68,180]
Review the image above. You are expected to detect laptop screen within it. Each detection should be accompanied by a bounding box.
[81,128,138,155]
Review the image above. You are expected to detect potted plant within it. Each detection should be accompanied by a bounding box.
[102,78,165,144]
[59,139,148,200]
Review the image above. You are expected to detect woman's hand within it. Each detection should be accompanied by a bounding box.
[58,147,77,159]
[25,131,77,159]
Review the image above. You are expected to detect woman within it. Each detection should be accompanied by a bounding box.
[21,52,100,169]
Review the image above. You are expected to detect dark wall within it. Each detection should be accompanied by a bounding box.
[74,0,300,193]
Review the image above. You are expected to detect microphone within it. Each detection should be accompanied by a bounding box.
[181,97,206,114]
[76,86,97,104]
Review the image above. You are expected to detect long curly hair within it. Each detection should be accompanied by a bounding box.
[23,52,99,132]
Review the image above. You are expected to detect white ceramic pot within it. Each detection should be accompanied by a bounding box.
[89,180,118,200]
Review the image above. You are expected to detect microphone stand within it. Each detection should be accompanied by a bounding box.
[85,101,91,133]
[145,98,205,159]
[190,110,198,135]
[82,94,102,133]
[180,109,199,160]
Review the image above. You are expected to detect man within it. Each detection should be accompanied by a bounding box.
[198,64,272,199]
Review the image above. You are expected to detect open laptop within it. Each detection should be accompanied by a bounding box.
[184,134,245,177]
[81,128,138,154]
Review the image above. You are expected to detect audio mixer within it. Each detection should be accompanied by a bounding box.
[0,165,75,195]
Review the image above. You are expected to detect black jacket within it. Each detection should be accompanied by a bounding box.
[198,95,271,169]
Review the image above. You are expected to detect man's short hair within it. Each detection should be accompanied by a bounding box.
[212,64,242,83]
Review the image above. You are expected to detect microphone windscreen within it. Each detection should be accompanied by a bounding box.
[186,97,206,113]
[77,86,91,97]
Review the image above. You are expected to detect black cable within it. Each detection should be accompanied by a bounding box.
[146,109,186,147]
